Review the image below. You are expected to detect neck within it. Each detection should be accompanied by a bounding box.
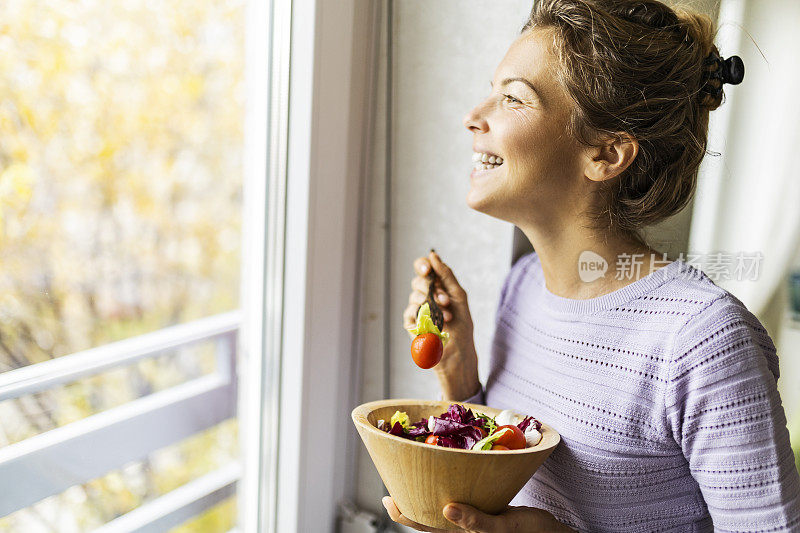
[517,220,663,300]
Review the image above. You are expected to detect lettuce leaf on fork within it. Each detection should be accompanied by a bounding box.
[406,303,449,346]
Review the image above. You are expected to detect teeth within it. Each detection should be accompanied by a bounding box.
[473,151,503,166]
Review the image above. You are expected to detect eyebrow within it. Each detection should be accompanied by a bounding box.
[490,77,539,95]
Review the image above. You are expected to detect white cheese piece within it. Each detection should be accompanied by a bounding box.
[524,427,542,447]
[495,409,522,427]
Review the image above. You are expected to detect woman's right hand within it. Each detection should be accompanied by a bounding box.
[403,250,480,401]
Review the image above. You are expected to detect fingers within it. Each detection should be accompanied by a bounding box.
[435,291,450,306]
[411,276,450,306]
[407,252,461,333]
[408,290,426,307]
[381,497,428,531]
[413,257,431,277]
[403,305,418,331]
[382,497,455,533]
[404,297,423,334]
[443,503,504,532]
[442,308,452,322]
[411,276,430,294]
[429,251,467,300]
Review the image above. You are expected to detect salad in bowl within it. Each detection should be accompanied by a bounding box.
[376,403,543,451]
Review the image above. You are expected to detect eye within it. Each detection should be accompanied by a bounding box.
[502,94,521,104]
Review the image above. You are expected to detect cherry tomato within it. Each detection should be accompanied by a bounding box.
[490,444,510,451]
[425,434,439,445]
[477,426,488,439]
[411,333,443,369]
[494,425,526,450]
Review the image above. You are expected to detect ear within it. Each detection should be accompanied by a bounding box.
[583,133,639,183]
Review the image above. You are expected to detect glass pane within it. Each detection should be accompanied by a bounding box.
[0,0,245,530]
[170,496,237,533]
[0,340,219,445]
[0,420,238,532]
[0,0,244,365]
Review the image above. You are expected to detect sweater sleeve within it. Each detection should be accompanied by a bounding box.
[665,295,800,531]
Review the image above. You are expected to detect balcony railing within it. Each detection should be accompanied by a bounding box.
[0,311,241,530]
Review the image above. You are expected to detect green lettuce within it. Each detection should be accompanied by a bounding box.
[406,303,449,346]
[475,412,497,435]
[471,427,513,451]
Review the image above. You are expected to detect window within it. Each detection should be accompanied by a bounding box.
[0,0,369,530]
[0,1,245,530]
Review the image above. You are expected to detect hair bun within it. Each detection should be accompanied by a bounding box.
[621,2,679,29]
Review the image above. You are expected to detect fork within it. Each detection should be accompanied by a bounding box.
[419,251,444,331]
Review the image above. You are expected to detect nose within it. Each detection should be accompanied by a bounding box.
[463,101,489,134]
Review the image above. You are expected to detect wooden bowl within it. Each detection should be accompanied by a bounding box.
[352,398,560,530]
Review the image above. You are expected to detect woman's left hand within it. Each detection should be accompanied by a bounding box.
[381,496,577,532]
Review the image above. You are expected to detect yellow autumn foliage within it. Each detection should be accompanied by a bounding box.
[0,0,244,530]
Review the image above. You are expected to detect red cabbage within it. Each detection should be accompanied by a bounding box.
[431,417,484,449]
[389,421,406,437]
[436,435,461,448]
[406,419,430,438]
[442,404,476,424]
[517,415,542,432]
[385,418,431,440]
[435,425,483,449]
[431,417,470,435]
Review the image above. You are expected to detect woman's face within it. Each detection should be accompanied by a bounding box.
[463,28,589,228]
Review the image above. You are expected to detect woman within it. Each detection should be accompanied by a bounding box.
[383,1,800,531]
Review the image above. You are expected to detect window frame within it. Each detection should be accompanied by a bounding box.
[240,0,379,531]
[237,0,275,531]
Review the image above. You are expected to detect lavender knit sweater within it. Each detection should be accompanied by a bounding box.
[461,252,800,532]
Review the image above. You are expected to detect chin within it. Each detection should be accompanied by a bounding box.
[466,188,513,223]
[467,163,519,218]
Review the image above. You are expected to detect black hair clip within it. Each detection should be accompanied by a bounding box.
[701,51,745,99]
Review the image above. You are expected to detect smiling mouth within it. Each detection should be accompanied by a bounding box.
[472,151,504,171]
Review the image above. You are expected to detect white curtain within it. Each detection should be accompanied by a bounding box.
[689,0,800,318]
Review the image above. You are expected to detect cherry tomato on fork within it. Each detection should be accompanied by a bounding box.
[410,333,443,369]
